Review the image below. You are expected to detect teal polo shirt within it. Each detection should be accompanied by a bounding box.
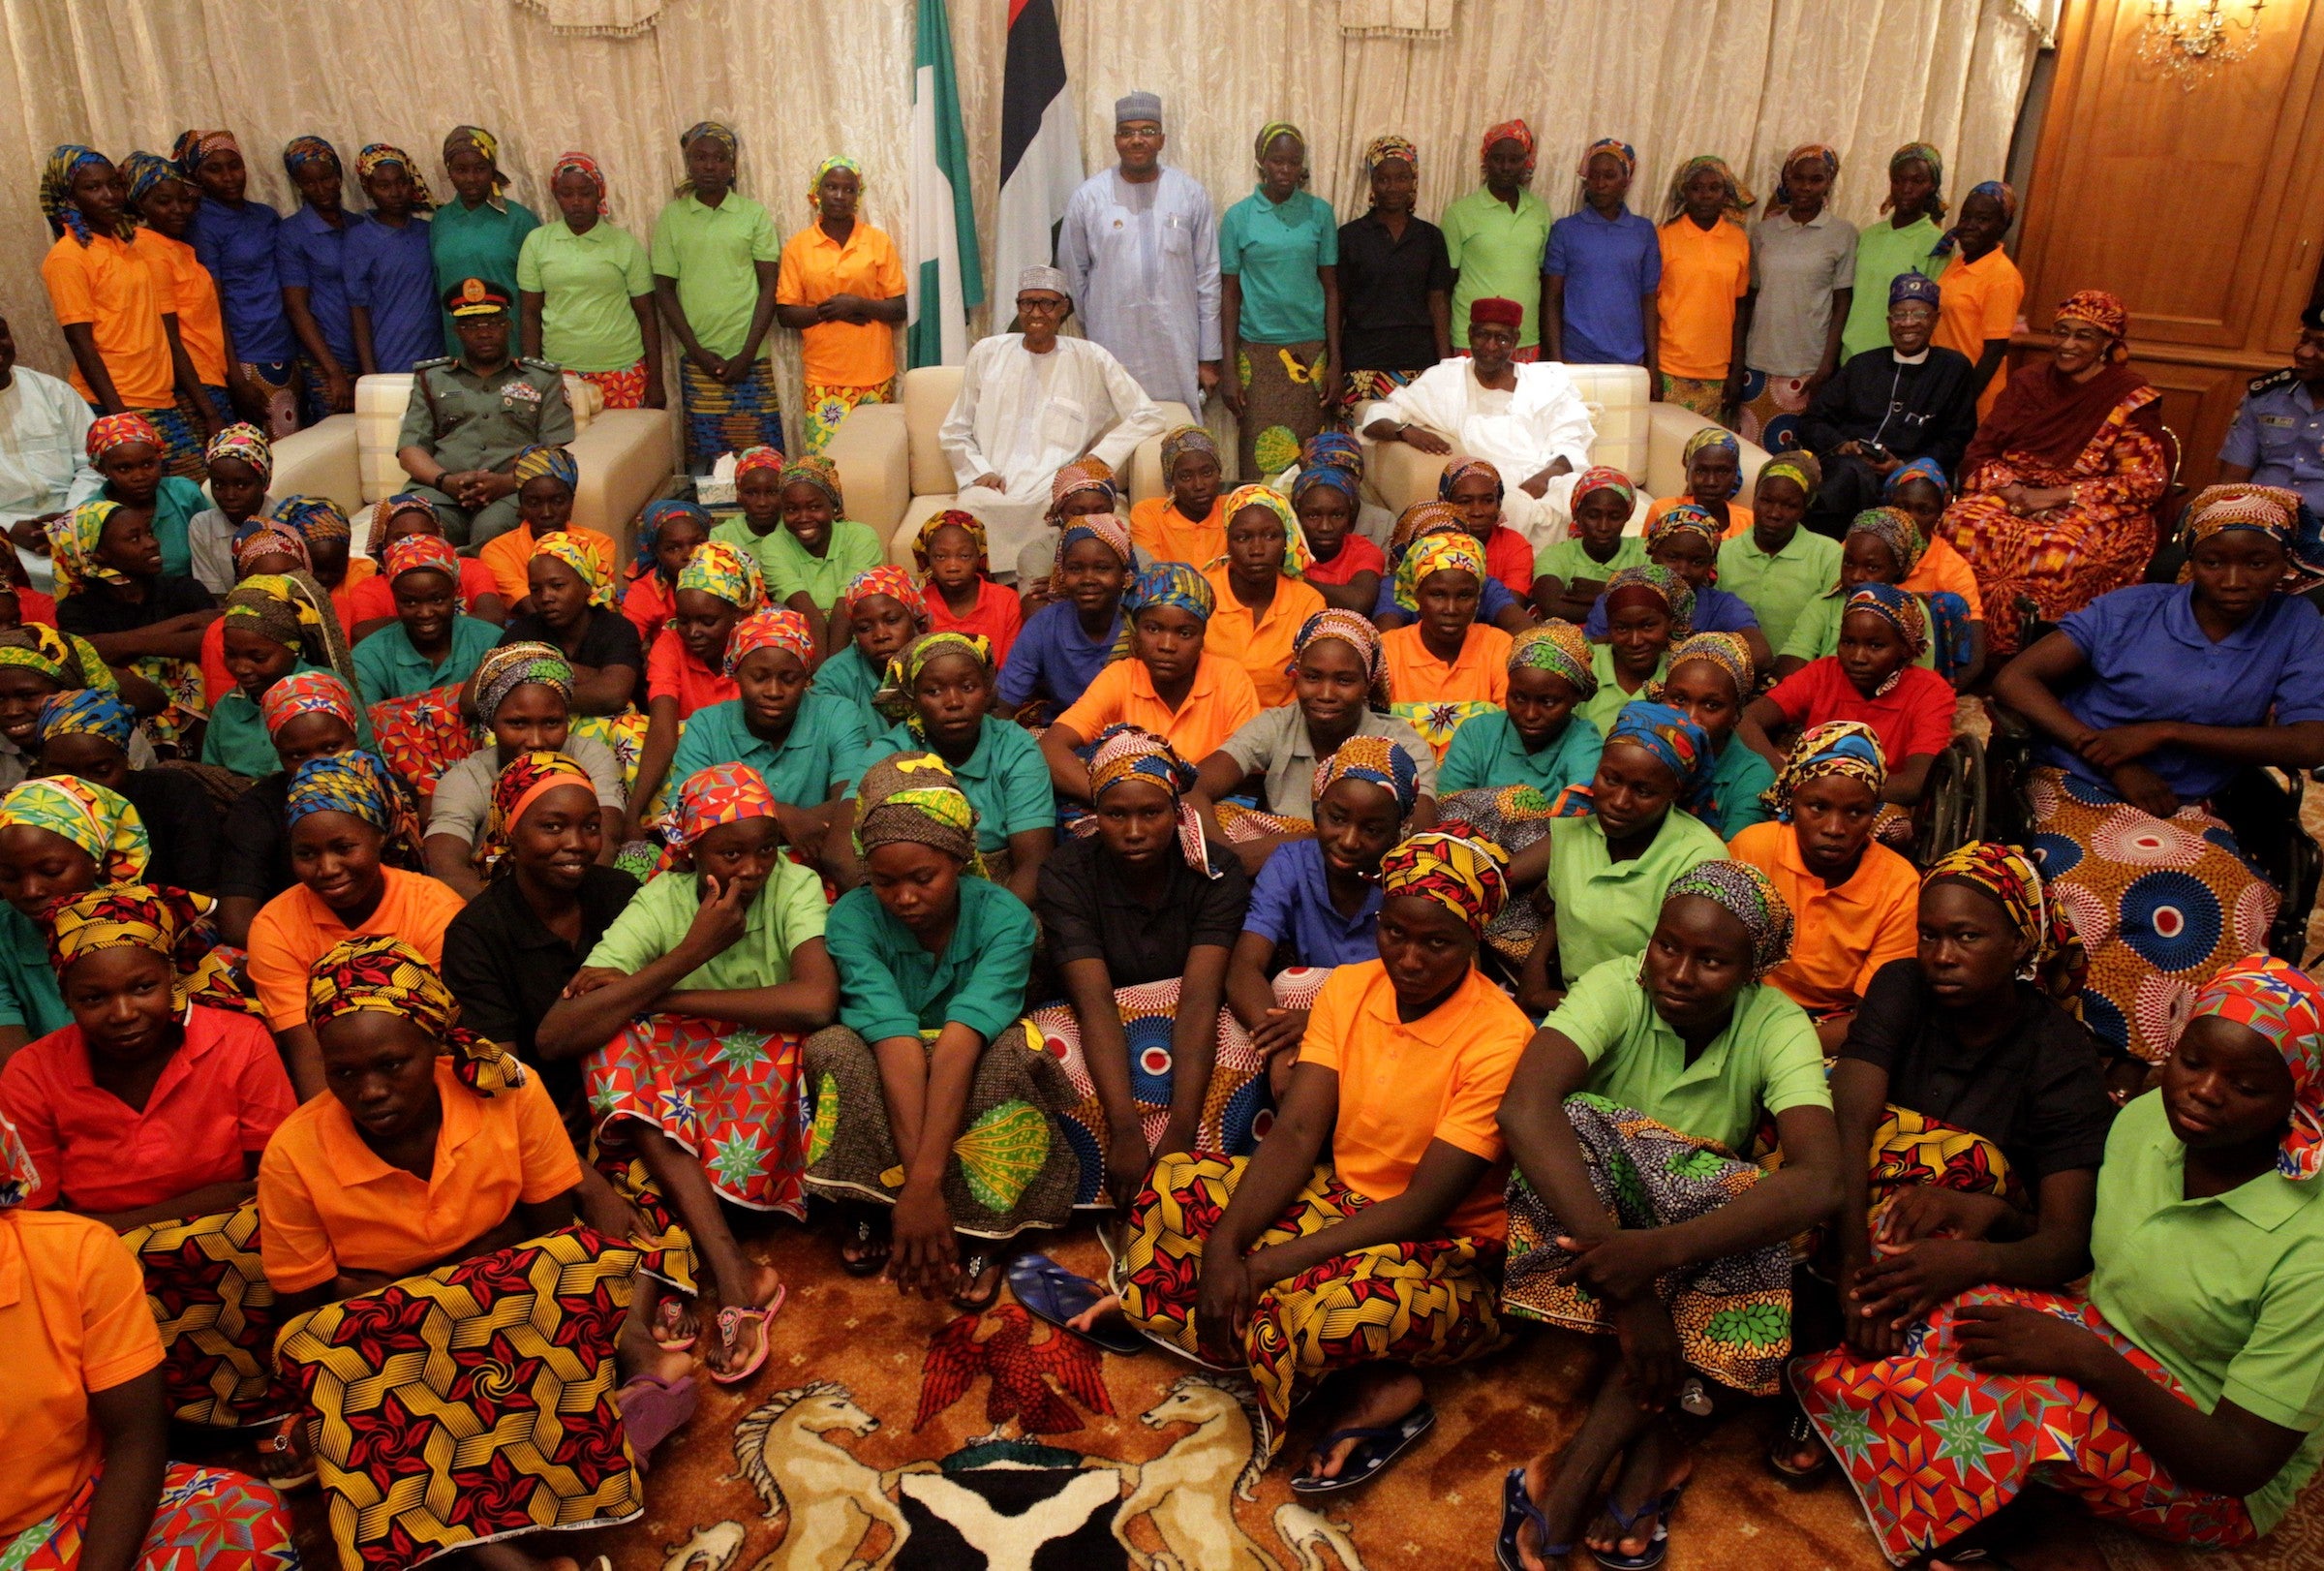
[1219,187,1338,345]
[671,693,868,808]
[350,613,503,707]
[1439,711,1604,797]
[808,645,886,733]
[849,714,1052,853]
[1705,737,1775,841]
[1441,185,1553,348]
[824,875,1037,1045]
[0,902,67,1034]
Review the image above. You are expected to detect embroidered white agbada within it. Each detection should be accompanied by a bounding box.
[1368,358,1597,544]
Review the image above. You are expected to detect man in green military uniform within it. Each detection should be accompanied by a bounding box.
[396,276,574,546]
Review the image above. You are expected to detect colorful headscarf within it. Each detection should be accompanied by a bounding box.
[477,750,595,874]
[1665,154,1755,223]
[363,494,442,562]
[2186,955,2324,1181]
[1379,828,1509,939]
[1924,840,2088,997]
[286,750,418,864]
[1312,733,1419,816]
[1883,456,1949,505]
[1681,426,1744,498]
[442,125,507,196]
[777,452,845,512]
[1156,427,1216,483]
[1364,135,1420,174]
[675,539,766,613]
[1124,562,1214,624]
[1647,502,1725,553]
[1388,500,1465,555]
[1847,507,1926,576]
[1221,484,1310,576]
[632,497,712,577]
[1602,563,1696,636]
[550,150,611,216]
[383,532,460,586]
[40,145,132,246]
[1439,458,1505,508]
[1890,270,1943,311]
[1605,700,1716,816]
[677,121,741,197]
[1663,860,1794,979]
[1577,138,1637,179]
[1509,620,1598,696]
[725,607,817,676]
[808,154,862,213]
[2054,290,2129,356]
[1050,511,1133,587]
[1932,179,2017,259]
[0,626,95,690]
[1771,143,1839,209]
[223,572,326,654]
[1884,141,1947,220]
[44,883,257,1019]
[1252,121,1307,173]
[169,130,241,173]
[1291,607,1390,707]
[1570,465,1638,517]
[1479,119,1536,182]
[204,421,272,480]
[37,689,136,752]
[282,135,339,182]
[660,761,778,851]
[234,524,312,573]
[86,413,163,467]
[1048,457,1119,524]
[875,631,994,730]
[510,445,579,493]
[1392,531,1486,613]
[259,668,359,739]
[117,150,180,212]
[355,143,435,209]
[1844,582,1928,657]
[0,776,148,882]
[47,501,131,595]
[1662,630,1756,701]
[1086,724,1214,877]
[532,531,611,606]
[2183,483,2300,550]
[308,934,522,1095]
[732,446,784,485]
[1293,460,1361,509]
[472,641,574,724]
[1298,430,1363,477]
[914,508,991,576]
[272,493,351,549]
[1764,720,1886,821]
[841,564,924,618]
[852,751,982,868]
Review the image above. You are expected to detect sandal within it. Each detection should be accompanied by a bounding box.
[614,1372,697,1469]
[840,1210,890,1278]
[650,1295,698,1352]
[709,1279,787,1387]
[1289,1402,1436,1495]
[1497,1464,1571,1571]
[950,1248,1004,1313]
[260,1411,317,1491]
[1588,1481,1688,1571]
[1766,1404,1829,1485]
[1006,1253,1144,1354]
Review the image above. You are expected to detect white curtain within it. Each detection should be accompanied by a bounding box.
[0,0,2041,456]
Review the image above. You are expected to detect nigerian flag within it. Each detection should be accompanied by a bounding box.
[908,0,983,367]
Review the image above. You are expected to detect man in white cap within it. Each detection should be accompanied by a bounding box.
[1055,92,1220,414]
[938,266,1165,583]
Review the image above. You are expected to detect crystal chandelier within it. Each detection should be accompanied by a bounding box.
[2135,0,2266,88]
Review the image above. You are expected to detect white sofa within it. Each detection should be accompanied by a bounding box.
[821,365,1192,568]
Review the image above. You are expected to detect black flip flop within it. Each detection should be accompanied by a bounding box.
[839,1210,889,1277]
[1289,1402,1436,1495]
[1007,1252,1146,1354]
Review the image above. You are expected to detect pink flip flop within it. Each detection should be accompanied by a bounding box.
[650,1295,698,1352]
[615,1372,698,1468]
[709,1281,786,1386]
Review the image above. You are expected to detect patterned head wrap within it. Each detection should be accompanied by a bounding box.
[1124,562,1214,623]
[1883,456,1949,504]
[472,641,574,724]
[1662,630,1756,701]
[1665,154,1755,223]
[1884,141,1947,219]
[1221,484,1310,575]
[1312,733,1419,816]
[0,776,148,882]
[1570,465,1637,517]
[632,498,712,577]
[308,935,522,1095]
[675,539,766,613]
[1577,138,1637,179]
[383,532,460,586]
[281,135,339,182]
[2053,289,2129,357]
[1681,426,1743,498]
[203,421,272,480]
[1758,451,1822,504]
[1253,122,1307,172]
[363,494,442,561]
[40,145,132,246]
[355,143,435,209]
[550,150,611,216]
[1156,427,1216,483]
[510,444,579,493]
[1602,563,1696,636]
[678,121,741,186]
[1086,724,1214,877]
[841,564,925,618]
[1509,621,1598,696]
[1479,119,1536,182]
[86,413,163,467]
[477,750,595,875]
[2187,956,2324,1181]
[732,446,784,485]
[1847,507,1926,576]
[118,150,181,211]
[1663,860,1793,979]
[1050,513,1134,595]
[1771,142,1839,209]
[1924,840,2088,995]
[442,125,507,195]
[0,626,94,690]
[170,130,241,172]
[41,883,226,1011]
[852,751,982,868]
[1843,582,1928,656]
[2184,483,2300,550]
[875,631,994,730]
[532,532,611,606]
[1932,179,2018,258]
[914,508,991,576]
[38,689,136,752]
[1293,460,1361,509]
[808,154,862,213]
[659,761,779,851]
[776,452,845,512]
[1764,720,1886,821]
[1605,700,1717,816]
[1291,607,1391,707]
[223,572,325,653]
[271,494,351,550]
[1889,270,1942,311]
[1392,531,1486,613]
[1364,134,1420,174]
[1388,500,1464,554]
[725,607,817,676]
[1647,502,1725,553]
[233,524,308,570]
[286,751,419,864]
[1438,457,1505,508]
[259,668,358,739]
[1047,460,1118,525]
[1379,829,1509,939]
[1299,430,1364,476]
[47,501,132,595]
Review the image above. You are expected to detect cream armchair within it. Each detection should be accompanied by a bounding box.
[822,365,1191,567]
[1361,363,1770,532]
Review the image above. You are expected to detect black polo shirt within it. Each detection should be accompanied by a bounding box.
[1336,209,1453,373]
[54,573,216,637]
[501,604,644,674]
[1035,833,1250,987]
[116,766,221,892]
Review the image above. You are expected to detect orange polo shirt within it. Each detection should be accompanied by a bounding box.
[477,523,620,605]
[1900,533,1985,620]
[256,1058,580,1292]
[1656,217,1752,382]
[1055,651,1261,765]
[136,228,227,385]
[775,220,906,387]
[1382,621,1512,708]
[1201,566,1327,709]
[1728,819,1920,1015]
[245,868,468,1032]
[0,1209,167,1534]
[1933,248,2026,420]
[1300,959,1531,1241]
[1129,496,1226,570]
[41,231,176,408]
[647,625,739,716]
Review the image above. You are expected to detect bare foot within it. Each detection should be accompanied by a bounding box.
[1583,1430,1692,1563]
[1300,1365,1423,1483]
[704,1260,782,1379]
[652,1293,701,1349]
[1515,1452,1569,1571]
[1065,1290,1123,1333]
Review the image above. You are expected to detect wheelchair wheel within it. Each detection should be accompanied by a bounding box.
[1914,732,1988,867]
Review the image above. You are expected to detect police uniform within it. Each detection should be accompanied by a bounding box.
[398,278,576,546]
[2221,366,2324,517]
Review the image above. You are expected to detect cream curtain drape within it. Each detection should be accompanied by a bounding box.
[0,0,2041,466]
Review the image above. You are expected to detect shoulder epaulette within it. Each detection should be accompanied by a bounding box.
[2248,366,2298,396]
[520,356,563,373]
[413,356,455,372]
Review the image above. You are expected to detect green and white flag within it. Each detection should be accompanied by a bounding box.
[908,0,984,367]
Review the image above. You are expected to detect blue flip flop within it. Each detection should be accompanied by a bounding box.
[1289,1402,1436,1495]
[1497,1464,1572,1571]
[1588,1480,1688,1571]
[1006,1252,1145,1355]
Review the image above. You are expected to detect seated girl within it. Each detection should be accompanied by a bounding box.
[1766,841,2112,1483]
[0,1112,293,1571]
[245,750,458,1097]
[809,564,927,732]
[1441,457,1539,597]
[475,444,618,610]
[1644,425,1752,539]
[536,763,836,1382]
[1024,458,1127,611]
[187,421,273,596]
[212,671,370,942]
[345,493,505,639]
[1381,532,1513,758]
[1111,829,1530,1488]
[1204,485,1327,710]
[443,752,641,1120]
[1034,727,1262,1211]
[1293,437,1384,613]
[916,508,1023,664]
[36,690,216,891]
[620,498,712,647]
[1658,631,1776,839]
[0,775,165,1052]
[1575,565,1687,736]
[0,885,293,1432]
[1775,507,1971,684]
[1195,608,1436,862]
[1531,467,1646,626]
[995,513,1129,724]
[631,539,766,842]
[1129,425,1225,569]
[848,631,1053,904]
[1439,620,1604,796]
[0,625,155,793]
[47,501,216,712]
[1794,954,2324,1568]
[76,414,206,581]
[1990,483,2324,1064]
[425,643,628,901]
[721,451,885,658]
[1044,566,1262,803]
[1728,723,1920,1049]
[1886,457,1989,676]
[1374,504,1535,635]
[196,522,310,705]
[1495,862,1838,1571]
[349,534,502,707]
[1584,503,1768,666]
[202,572,372,779]
[270,495,374,643]
[259,937,686,1571]
[1742,583,1955,811]
[501,532,643,714]
[1715,453,1843,656]
[808,753,1078,1307]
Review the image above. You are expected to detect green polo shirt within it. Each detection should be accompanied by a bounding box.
[849,715,1053,853]
[1544,952,1829,1152]
[516,218,655,372]
[1534,534,1646,589]
[1706,737,1775,840]
[714,516,886,612]
[824,875,1036,1046]
[1839,214,1944,362]
[0,902,68,1034]
[650,191,780,358]
[671,693,869,808]
[1546,805,1726,984]
[1576,643,1666,737]
[1440,711,1604,796]
[1219,187,1338,345]
[351,613,503,706]
[584,856,827,989]
[1441,185,1553,349]
[2089,1092,2324,1534]
[1779,586,1939,670]
[1717,526,1842,655]
[201,660,378,777]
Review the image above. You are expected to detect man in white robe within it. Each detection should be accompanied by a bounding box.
[938,267,1165,582]
[0,314,101,591]
[1361,295,1596,546]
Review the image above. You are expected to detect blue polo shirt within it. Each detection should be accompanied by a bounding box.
[997,599,1123,714]
[2221,373,2324,517]
[344,211,439,374]
[1544,204,1663,365]
[671,692,868,808]
[1241,837,1382,970]
[191,196,293,364]
[1584,582,1760,639]
[1219,188,1338,346]
[277,204,366,368]
[2048,583,2324,799]
[1439,710,1604,796]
